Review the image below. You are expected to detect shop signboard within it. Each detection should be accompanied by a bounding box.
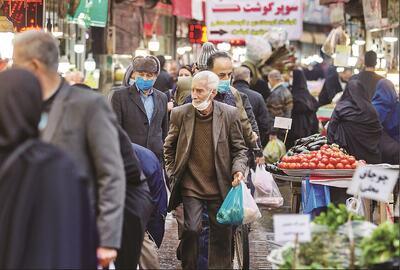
[303,0,331,25]
[68,0,109,28]
[206,0,303,41]
[362,0,382,31]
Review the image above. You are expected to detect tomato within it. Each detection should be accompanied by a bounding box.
[345,164,352,169]
[281,156,289,163]
[321,144,329,150]
[332,146,340,152]
[288,163,296,169]
[301,162,309,169]
[329,157,338,165]
[317,163,326,169]
[351,163,357,169]
[309,162,317,169]
[341,159,350,166]
[321,157,329,165]
[295,163,302,169]
[336,163,344,169]
[310,158,319,164]
[348,157,356,164]
[326,164,335,169]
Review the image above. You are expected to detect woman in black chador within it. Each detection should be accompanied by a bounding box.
[0,69,96,269]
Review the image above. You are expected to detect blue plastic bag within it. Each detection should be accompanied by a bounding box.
[216,184,244,225]
[301,178,330,215]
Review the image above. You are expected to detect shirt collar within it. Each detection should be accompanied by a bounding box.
[271,82,284,92]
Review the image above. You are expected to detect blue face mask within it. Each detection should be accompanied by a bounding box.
[128,79,135,86]
[282,82,290,88]
[218,79,231,93]
[135,77,155,92]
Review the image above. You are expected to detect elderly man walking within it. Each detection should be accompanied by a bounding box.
[164,71,248,269]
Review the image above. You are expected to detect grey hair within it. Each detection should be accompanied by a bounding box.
[268,69,282,81]
[13,30,59,72]
[233,66,251,83]
[192,71,219,92]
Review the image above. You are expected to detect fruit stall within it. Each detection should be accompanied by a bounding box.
[265,133,399,222]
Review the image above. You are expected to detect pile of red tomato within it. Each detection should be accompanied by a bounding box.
[278,144,364,170]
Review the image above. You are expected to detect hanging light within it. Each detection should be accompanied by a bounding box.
[148,33,160,52]
[58,56,70,74]
[74,43,85,54]
[84,53,96,72]
[217,42,231,52]
[52,24,63,38]
[177,47,186,55]
[383,36,398,43]
[135,40,149,57]
[354,39,366,46]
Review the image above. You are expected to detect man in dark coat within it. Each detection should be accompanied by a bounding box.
[111,56,169,160]
[233,66,270,146]
[351,50,384,100]
[154,55,174,94]
[164,71,248,269]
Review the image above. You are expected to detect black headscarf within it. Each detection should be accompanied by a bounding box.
[0,69,42,154]
[287,69,319,148]
[318,69,343,107]
[328,80,382,163]
[0,69,97,268]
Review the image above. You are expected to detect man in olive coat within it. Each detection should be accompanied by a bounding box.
[164,71,248,269]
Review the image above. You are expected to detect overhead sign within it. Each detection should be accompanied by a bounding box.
[206,0,303,41]
[68,0,109,28]
[347,165,399,203]
[274,214,311,243]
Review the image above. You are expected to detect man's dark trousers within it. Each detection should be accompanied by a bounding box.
[181,196,232,269]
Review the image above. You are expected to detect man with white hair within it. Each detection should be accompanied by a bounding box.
[164,71,248,269]
[266,69,293,139]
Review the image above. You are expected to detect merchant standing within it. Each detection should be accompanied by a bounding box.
[164,71,248,269]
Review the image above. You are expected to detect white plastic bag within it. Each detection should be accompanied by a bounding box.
[241,181,262,224]
[245,36,272,64]
[346,197,365,216]
[252,165,284,207]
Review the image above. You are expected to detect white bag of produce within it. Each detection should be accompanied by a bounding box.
[242,181,262,224]
[245,36,272,64]
[252,165,284,207]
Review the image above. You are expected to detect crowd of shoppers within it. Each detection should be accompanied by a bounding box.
[0,28,398,270]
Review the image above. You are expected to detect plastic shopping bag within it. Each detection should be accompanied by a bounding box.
[217,182,261,225]
[216,183,244,225]
[242,182,262,224]
[251,165,284,207]
[346,197,365,216]
[263,137,286,164]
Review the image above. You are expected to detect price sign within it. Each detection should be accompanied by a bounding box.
[274,117,292,130]
[347,166,399,203]
[274,214,311,243]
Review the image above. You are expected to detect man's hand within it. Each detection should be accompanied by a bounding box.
[232,171,244,187]
[252,131,259,142]
[97,247,117,268]
[255,156,265,165]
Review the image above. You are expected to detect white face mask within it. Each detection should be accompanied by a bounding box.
[192,90,212,111]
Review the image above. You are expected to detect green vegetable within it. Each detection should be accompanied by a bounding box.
[360,222,400,267]
[313,204,364,231]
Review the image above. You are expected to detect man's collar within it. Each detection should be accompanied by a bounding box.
[271,82,284,92]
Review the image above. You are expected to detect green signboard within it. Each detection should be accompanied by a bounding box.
[68,0,109,28]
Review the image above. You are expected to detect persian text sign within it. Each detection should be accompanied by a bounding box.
[347,166,399,203]
[274,214,311,243]
[206,0,303,41]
